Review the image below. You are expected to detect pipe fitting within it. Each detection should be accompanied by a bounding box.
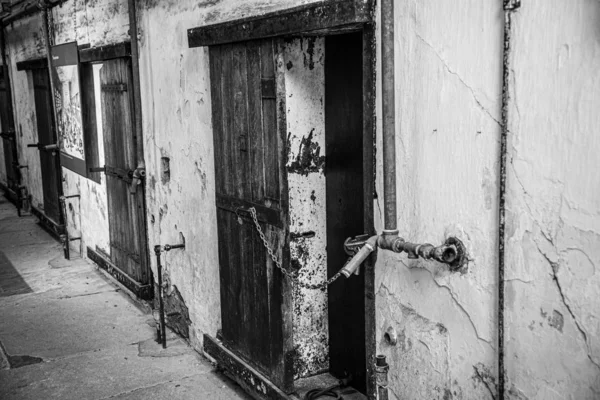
[384,326,398,346]
[340,235,377,277]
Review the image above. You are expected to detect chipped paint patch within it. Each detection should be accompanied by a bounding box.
[285,37,328,378]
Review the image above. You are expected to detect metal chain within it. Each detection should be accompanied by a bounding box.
[247,207,343,290]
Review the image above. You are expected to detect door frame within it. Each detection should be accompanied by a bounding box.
[16,58,65,236]
[189,0,376,398]
[80,41,152,301]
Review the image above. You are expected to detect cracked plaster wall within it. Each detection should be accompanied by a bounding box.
[374,1,502,399]
[504,1,600,399]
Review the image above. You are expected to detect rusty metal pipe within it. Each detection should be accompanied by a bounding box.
[341,235,378,277]
[381,0,397,231]
[154,245,167,349]
[375,355,389,400]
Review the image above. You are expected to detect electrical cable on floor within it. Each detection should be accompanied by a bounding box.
[303,383,343,400]
[303,376,352,400]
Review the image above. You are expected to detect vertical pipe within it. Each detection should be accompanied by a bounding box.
[127,0,145,166]
[499,1,517,398]
[381,0,397,231]
[155,246,166,349]
[60,197,70,260]
[375,355,389,400]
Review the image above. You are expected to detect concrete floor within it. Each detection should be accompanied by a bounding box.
[0,196,251,400]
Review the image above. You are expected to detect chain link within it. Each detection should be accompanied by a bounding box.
[246,207,343,290]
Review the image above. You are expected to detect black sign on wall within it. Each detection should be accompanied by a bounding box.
[51,41,87,177]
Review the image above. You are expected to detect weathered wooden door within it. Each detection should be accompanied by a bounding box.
[210,39,293,391]
[100,58,149,286]
[32,68,61,223]
[0,67,18,191]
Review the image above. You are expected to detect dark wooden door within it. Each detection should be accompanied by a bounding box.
[209,39,293,391]
[0,67,17,191]
[32,68,61,223]
[100,58,149,286]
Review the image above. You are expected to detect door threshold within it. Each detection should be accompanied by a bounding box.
[87,246,152,300]
[204,334,367,400]
[293,373,366,400]
[30,204,65,238]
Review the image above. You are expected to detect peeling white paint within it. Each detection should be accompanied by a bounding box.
[284,37,328,379]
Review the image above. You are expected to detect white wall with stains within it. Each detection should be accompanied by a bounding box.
[6,14,47,211]
[284,37,329,379]
[505,1,600,398]
[374,0,503,398]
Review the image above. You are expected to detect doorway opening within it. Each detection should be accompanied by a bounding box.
[190,1,375,398]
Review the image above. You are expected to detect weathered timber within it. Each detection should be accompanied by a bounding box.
[16,57,47,71]
[79,42,131,63]
[188,0,373,47]
[203,334,290,400]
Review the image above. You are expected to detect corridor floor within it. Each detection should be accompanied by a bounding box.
[0,195,250,399]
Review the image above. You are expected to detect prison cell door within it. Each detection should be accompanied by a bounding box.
[32,68,61,223]
[100,58,149,287]
[210,39,293,392]
[0,67,18,192]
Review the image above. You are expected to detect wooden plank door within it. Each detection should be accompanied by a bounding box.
[100,58,149,286]
[209,39,293,391]
[32,68,61,223]
[0,67,18,191]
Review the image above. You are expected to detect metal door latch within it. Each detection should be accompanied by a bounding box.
[27,143,58,151]
[89,165,145,194]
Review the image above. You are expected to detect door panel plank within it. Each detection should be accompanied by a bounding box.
[100,58,148,285]
[32,69,61,223]
[210,38,292,391]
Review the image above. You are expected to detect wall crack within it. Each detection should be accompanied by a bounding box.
[415,32,502,127]
[535,242,600,370]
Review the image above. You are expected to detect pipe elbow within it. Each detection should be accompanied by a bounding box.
[341,235,378,277]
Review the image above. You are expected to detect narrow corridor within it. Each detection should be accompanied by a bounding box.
[0,196,250,400]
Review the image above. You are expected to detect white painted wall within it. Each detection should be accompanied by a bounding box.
[505,1,600,398]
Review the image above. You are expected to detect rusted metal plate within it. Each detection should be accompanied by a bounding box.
[203,334,290,400]
[30,204,65,238]
[87,247,153,300]
[188,0,373,48]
